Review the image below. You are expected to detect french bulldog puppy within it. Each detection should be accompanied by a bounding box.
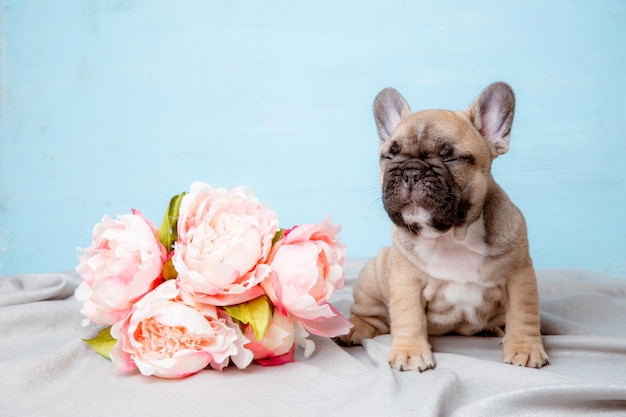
[338,82,549,372]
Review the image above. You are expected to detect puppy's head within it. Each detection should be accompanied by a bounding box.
[374,82,515,238]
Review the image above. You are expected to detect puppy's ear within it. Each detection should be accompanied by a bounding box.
[373,88,411,144]
[467,82,515,156]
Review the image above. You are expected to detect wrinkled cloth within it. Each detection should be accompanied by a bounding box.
[1,260,625,417]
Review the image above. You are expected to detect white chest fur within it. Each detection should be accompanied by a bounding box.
[395,218,507,333]
[408,219,488,284]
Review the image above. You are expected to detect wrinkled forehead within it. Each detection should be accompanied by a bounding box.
[384,110,482,155]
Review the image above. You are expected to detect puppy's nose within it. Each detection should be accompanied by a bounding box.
[402,168,421,184]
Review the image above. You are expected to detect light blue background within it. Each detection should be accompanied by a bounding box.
[1,1,625,277]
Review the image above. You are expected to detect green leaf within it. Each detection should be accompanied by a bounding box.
[161,257,178,281]
[224,296,273,341]
[83,327,116,360]
[271,228,287,247]
[158,191,187,253]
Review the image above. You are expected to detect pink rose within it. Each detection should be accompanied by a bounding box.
[173,182,279,306]
[110,280,253,378]
[261,218,353,337]
[75,210,167,326]
[244,312,315,366]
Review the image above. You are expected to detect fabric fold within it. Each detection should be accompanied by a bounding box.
[0,272,80,307]
[1,264,625,416]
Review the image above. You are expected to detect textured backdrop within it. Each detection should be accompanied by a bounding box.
[1,1,625,276]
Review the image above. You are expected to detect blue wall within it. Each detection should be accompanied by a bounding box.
[1,1,625,277]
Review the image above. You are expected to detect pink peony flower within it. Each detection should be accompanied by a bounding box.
[173,182,279,306]
[75,210,167,326]
[244,312,315,366]
[110,280,253,378]
[261,218,353,337]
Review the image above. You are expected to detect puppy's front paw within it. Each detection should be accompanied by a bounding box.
[388,343,435,372]
[502,336,549,368]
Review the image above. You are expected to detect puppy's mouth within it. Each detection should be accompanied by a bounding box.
[382,158,469,234]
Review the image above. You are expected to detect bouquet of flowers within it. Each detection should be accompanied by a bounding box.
[75,181,352,378]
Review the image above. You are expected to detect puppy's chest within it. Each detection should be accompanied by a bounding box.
[410,230,488,285]
[408,229,506,329]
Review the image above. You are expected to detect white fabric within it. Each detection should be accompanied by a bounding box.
[1,259,625,416]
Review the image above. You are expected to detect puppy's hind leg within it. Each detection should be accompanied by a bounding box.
[338,298,389,346]
[336,259,390,346]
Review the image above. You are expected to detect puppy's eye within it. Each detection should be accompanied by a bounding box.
[381,141,401,161]
[445,155,474,165]
[439,147,453,159]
